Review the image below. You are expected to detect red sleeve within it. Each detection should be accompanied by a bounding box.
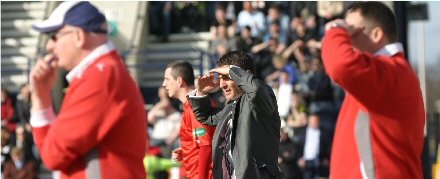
[321,28,404,108]
[33,64,116,171]
[197,145,212,179]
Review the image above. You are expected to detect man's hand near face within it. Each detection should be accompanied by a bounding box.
[325,19,365,37]
[196,73,219,96]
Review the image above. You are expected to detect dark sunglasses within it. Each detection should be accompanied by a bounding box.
[47,30,75,41]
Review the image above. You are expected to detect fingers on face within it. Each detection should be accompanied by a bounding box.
[31,59,53,79]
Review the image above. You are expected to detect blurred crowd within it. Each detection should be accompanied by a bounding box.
[2,84,40,178]
[147,1,353,179]
[1,1,353,179]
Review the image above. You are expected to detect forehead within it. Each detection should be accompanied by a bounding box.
[164,68,174,78]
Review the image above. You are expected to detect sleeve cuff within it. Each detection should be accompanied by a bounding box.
[30,106,56,127]
[188,89,207,98]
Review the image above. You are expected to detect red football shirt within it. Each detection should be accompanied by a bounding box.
[180,100,216,179]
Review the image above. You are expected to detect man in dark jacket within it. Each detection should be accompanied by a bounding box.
[188,51,285,179]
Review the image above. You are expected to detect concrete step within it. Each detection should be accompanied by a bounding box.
[1,2,46,12]
[148,32,211,42]
[1,29,40,38]
[147,41,209,51]
[1,56,31,65]
[1,37,39,47]
[125,50,202,62]
[1,19,41,29]
[1,74,29,92]
[1,46,37,57]
[1,10,45,20]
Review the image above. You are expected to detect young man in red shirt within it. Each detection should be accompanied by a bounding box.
[322,2,425,178]
[162,61,216,179]
[29,2,147,178]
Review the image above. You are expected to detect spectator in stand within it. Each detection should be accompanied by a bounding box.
[251,37,279,80]
[149,2,173,42]
[15,83,33,135]
[224,1,242,23]
[3,147,38,179]
[29,1,147,178]
[1,126,12,173]
[289,1,317,21]
[265,54,297,87]
[278,120,302,179]
[148,87,182,158]
[163,60,216,179]
[289,2,318,37]
[210,5,236,40]
[286,92,309,130]
[2,88,18,135]
[322,2,425,178]
[296,114,331,179]
[264,55,297,120]
[266,4,290,45]
[175,2,203,33]
[235,26,261,54]
[306,57,336,134]
[286,18,319,64]
[263,20,286,54]
[237,1,265,39]
[267,2,290,17]
[210,24,237,57]
[274,70,293,120]
[10,125,35,163]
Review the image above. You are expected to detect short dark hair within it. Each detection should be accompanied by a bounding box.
[269,4,280,11]
[349,1,398,42]
[167,60,195,86]
[216,51,256,75]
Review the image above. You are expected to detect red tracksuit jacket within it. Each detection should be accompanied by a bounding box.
[322,28,425,179]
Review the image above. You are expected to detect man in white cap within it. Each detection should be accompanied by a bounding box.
[30,1,148,178]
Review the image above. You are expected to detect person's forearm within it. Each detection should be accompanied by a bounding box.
[251,42,268,53]
[147,104,162,124]
[282,41,299,59]
[31,92,53,111]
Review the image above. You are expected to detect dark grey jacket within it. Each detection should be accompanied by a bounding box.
[188,67,285,179]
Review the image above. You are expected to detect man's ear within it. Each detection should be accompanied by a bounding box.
[370,27,383,44]
[73,29,86,48]
[177,76,184,87]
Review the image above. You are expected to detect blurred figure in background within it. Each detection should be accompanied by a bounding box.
[210,24,237,57]
[278,120,302,179]
[322,2,425,178]
[210,5,236,40]
[30,1,147,178]
[15,84,31,128]
[296,114,331,179]
[1,126,12,173]
[148,87,181,158]
[237,1,265,39]
[236,26,261,54]
[2,88,18,135]
[163,60,216,179]
[2,147,38,179]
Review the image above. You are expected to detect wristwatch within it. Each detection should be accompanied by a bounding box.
[331,23,345,29]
